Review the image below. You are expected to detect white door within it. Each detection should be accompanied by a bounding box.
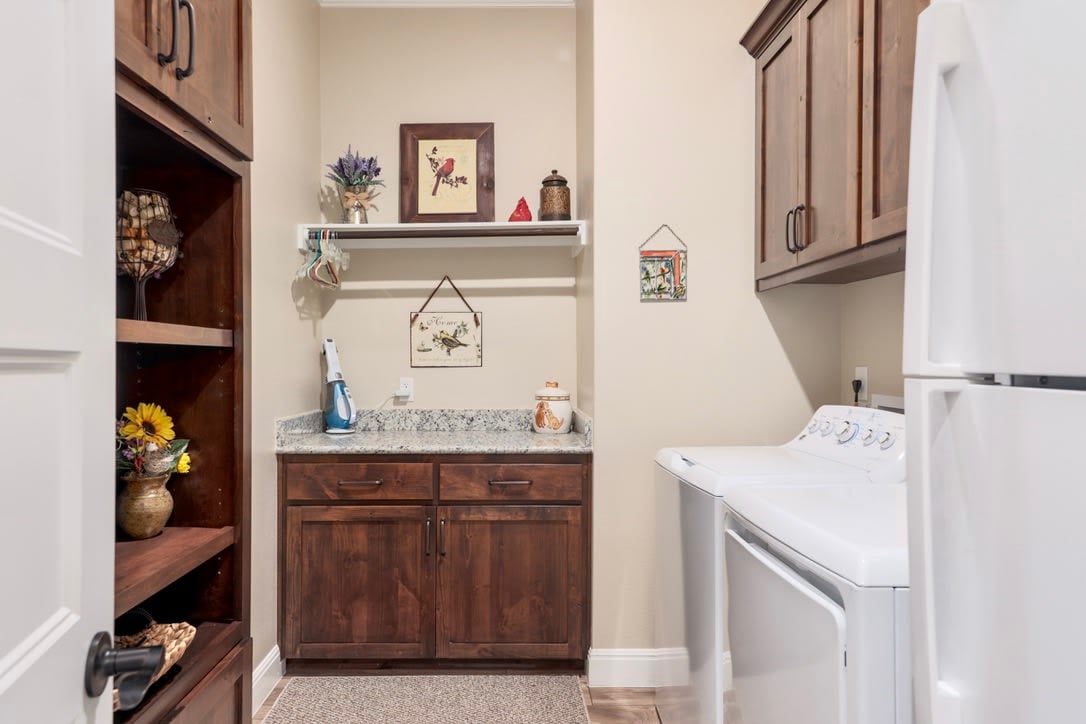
[0,2,116,722]
[907,379,1086,724]
[725,529,847,724]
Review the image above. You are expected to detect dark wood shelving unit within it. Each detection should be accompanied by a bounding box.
[115,526,235,616]
[112,67,251,720]
[116,319,234,348]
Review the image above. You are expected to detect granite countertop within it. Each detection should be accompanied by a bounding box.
[275,408,593,455]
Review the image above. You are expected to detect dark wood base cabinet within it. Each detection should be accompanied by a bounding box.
[279,454,592,669]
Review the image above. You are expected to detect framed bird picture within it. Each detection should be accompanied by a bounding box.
[410,311,483,368]
[399,123,495,223]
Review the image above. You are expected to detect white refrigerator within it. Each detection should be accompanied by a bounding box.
[904,1,1086,723]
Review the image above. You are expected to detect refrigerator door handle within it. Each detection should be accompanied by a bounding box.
[902,1,966,378]
[909,378,967,724]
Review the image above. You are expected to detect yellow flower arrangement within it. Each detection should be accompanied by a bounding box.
[116,402,192,477]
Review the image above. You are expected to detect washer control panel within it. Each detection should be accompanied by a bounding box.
[788,405,906,481]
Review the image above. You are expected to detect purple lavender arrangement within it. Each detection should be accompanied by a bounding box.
[326,146,384,188]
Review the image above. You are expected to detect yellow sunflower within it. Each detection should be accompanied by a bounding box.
[119,403,176,448]
[176,452,191,474]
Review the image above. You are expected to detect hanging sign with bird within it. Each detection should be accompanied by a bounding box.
[409,276,483,368]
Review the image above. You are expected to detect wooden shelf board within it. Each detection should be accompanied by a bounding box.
[116,319,233,348]
[115,526,235,616]
[297,221,588,257]
[115,621,244,724]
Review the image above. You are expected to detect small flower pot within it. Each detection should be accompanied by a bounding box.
[117,473,174,539]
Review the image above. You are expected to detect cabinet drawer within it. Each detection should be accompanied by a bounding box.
[286,462,433,501]
[439,464,583,502]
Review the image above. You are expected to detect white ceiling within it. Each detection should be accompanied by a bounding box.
[319,0,574,7]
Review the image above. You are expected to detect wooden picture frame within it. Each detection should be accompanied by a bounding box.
[399,123,495,223]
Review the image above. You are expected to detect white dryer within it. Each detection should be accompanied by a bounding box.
[723,482,910,724]
[654,406,906,724]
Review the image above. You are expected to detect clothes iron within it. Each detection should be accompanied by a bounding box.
[321,338,358,434]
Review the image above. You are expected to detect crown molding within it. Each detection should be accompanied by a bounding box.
[320,0,574,7]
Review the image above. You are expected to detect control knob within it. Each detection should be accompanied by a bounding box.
[807,419,820,434]
[877,431,896,450]
[860,428,876,446]
[835,421,858,443]
[819,420,833,436]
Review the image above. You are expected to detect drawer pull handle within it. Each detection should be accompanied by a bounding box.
[488,479,533,486]
[337,479,384,486]
[425,517,432,557]
[439,519,447,557]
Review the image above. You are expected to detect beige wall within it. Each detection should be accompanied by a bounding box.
[575,0,595,416]
[586,0,843,650]
[839,271,906,403]
[318,9,580,410]
[250,0,323,668]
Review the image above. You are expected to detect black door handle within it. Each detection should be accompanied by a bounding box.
[158,0,180,66]
[176,0,196,79]
[793,204,806,250]
[785,207,796,253]
[439,518,447,557]
[425,517,432,556]
[85,631,165,712]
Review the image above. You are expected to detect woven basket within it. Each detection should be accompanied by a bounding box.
[111,620,196,711]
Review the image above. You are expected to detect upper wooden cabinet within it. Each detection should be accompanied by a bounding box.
[862,0,929,244]
[744,0,928,290]
[116,0,253,159]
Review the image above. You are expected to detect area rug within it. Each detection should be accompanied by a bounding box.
[263,674,591,724]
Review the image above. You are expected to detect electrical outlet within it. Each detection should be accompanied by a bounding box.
[854,366,869,402]
[397,377,414,402]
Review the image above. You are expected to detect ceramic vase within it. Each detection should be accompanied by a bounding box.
[117,473,173,539]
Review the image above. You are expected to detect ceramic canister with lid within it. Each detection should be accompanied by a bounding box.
[539,170,571,221]
[532,381,573,434]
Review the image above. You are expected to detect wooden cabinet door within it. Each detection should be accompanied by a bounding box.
[169,640,252,724]
[755,16,801,281]
[284,506,436,659]
[795,0,863,264]
[437,505,586,659]
[116,0,252,158]
[861,0,929,243]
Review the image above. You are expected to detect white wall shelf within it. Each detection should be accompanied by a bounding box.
[297,220,588,257]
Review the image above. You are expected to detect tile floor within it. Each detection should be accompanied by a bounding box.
[253,676,660,723]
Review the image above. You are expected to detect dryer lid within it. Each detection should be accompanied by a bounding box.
[724,482,908,588]
[655,447,867,498]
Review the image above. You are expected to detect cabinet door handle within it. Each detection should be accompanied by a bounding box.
[785,207,796,253]
[337,479,383,487]
[425,517,432,557]
[488,479,533,486]
[158,0,180,66]
[176,0,196,79]
[439,518,447,557]
[793,204,806,250]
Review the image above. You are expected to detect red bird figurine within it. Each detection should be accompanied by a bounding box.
[432,157,455,196]
[508,197,533,222]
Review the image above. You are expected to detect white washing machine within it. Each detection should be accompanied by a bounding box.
[654,406,906,724]
[722,482,911,724]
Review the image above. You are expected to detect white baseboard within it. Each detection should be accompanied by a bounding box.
[586,648,660,688]
[587,648,733,690]
[252,644,284,712]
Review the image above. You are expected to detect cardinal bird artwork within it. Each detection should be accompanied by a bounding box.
[426,146,470,196]
[431,156,455,195]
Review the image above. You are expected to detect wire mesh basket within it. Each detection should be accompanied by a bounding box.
[116,189,182,321]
